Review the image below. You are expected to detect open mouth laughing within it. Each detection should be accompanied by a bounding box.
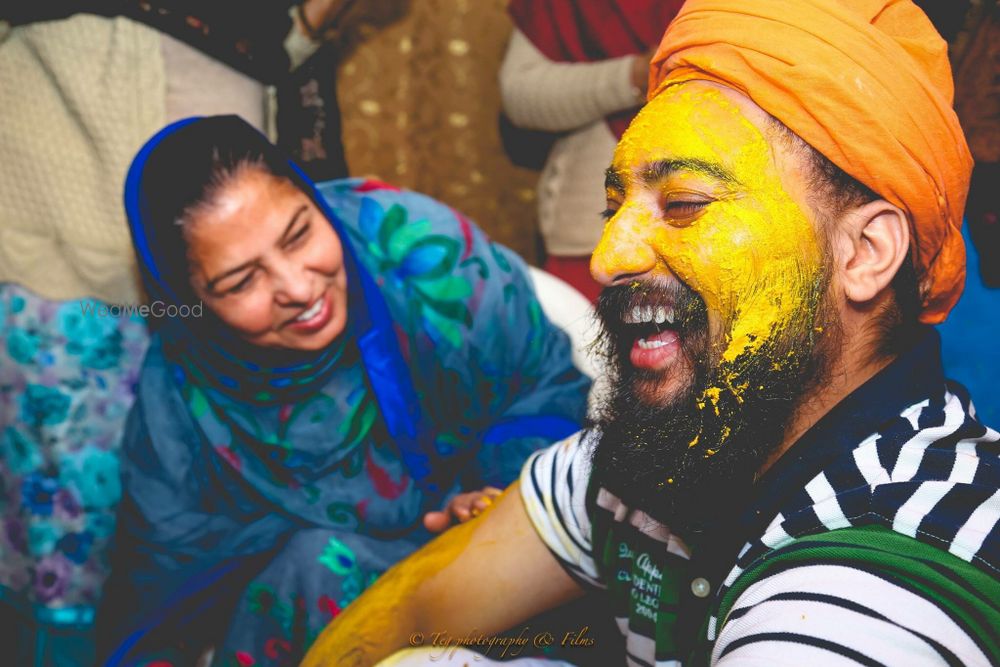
[284,290,334,333]
[596,280,711,403]
[623,301,684,371]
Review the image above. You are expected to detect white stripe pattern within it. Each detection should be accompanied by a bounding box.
[852,433,890,487]
[891,394,967,482]
[949,440,980,483]
[805,473,851,530]
[892,480,955,537]
[712,565,992,666]
[722,565,744,588]
[902,398,930,430]
[626,632,657,665]
[519,431,601,585]
[949,488,1000,562]
[759,512,793,550]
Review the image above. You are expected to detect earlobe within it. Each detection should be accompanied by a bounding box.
[839,201,910,306]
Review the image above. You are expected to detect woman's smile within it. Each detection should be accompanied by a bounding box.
[284,287,335,332]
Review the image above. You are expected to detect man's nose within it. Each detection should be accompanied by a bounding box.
[590,204,659,286]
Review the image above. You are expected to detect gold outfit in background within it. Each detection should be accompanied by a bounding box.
[336,0,543,262]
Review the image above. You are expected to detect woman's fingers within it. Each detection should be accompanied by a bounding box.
[425,487,506,531]
[453,492,482,519]
[422,510,451,533]
[453,501,473,521]
[469,487,502,516]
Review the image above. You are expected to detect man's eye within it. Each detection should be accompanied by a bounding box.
[663,199,711,224]
[666,201,709,214]
[602,201,622,220]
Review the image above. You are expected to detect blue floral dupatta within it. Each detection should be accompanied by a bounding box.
[98,117,588,665]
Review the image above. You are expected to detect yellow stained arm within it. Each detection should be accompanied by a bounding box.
[301,481,584,666]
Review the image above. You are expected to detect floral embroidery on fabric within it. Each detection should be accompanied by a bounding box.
[0,284,149,611]
[350,190,473,348]
[317,537,356,576]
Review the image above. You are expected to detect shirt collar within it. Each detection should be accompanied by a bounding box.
[739,325,945,541]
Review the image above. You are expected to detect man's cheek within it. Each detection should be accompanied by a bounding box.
[652,223,754,318]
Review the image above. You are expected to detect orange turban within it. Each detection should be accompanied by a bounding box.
[648,0,972,324]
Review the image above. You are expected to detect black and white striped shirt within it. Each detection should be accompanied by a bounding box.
[521,330,1000,665]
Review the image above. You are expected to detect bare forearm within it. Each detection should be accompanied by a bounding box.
[302,484,582,666]
[300,563,423,666]
[303,501,493,666]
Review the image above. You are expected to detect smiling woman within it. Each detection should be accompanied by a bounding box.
[94,116,590,666]
[186,169,350,351]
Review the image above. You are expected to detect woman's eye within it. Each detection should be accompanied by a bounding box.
[226,271,257,295]
[285,223,310,248]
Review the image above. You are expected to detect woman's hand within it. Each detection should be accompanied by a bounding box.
[630,46,658,102]
[296,0,357,40]
[422,486,503,533]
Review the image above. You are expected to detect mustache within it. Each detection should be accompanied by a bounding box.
[596,280,708,332]
[593,280,710,370]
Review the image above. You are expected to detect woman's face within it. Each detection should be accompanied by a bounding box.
[186,168,349,351]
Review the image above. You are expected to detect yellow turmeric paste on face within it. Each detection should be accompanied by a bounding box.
[594,84,825,434]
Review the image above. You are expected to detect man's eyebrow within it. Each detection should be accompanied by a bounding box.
[641,158,741,186]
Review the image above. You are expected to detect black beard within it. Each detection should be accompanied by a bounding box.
[589,274,837,533]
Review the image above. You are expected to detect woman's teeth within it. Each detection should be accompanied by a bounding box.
[624,305,675,325]
[295,298,323,322]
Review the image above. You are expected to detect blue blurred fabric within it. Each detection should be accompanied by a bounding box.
[937,224,1000,426]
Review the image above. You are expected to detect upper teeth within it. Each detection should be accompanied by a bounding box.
[625,305,674,325]
[296,299,323,322]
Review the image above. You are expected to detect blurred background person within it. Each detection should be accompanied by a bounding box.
[499,0,684,301]
[332,0,545,264]
[955,1,1000,290]
[0,2,367,664]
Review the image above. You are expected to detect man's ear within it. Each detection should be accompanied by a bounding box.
[835,200,910,306]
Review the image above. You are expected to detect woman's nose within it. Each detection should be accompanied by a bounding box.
[272,259,314,305]
[590,204,659,286]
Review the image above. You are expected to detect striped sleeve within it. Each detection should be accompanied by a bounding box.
[712,563,992,666]
[518,430,603,588]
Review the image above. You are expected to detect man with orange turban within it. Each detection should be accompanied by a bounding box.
[302,2,999,665]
